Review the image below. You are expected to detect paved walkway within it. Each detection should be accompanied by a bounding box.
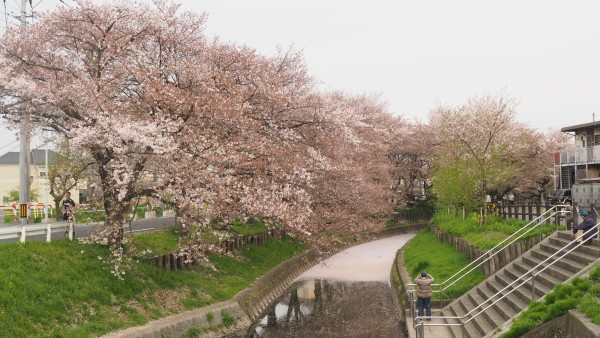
[295,234,416,283]
[295,234,456,338]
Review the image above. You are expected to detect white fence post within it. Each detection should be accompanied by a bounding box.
[46,224,52,242]
[20,226,26,243]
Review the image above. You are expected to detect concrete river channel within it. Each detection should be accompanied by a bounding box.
[228,234,415,337]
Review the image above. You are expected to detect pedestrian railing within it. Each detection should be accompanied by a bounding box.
[0,222,71,243]
[412,222,599,338]
[404,205,571,331]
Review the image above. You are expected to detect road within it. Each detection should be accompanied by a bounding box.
[0,217,176,243]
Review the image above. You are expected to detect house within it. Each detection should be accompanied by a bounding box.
[0,149,82,207]
[555,121,600,208]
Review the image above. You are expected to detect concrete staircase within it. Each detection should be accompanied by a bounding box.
[441,231,600,338]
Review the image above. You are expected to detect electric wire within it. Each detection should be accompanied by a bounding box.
[0,139,18,150]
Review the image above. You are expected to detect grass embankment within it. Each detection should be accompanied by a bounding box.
[502,265,600,338]
[404,211,594,336]
[403,229,486,299]
[432,212,561,250]
[403,212,560,300]
[0,231,307,337]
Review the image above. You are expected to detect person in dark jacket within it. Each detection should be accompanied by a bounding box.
[414,272,435,321]
[573,210,597,245]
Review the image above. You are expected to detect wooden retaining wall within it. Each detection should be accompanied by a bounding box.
[151,228,286,271]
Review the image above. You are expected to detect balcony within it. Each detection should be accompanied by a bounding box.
[558,146,600,165]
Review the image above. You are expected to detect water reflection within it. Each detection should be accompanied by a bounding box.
[246,279,404,338]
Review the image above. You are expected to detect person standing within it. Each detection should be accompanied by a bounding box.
[415,272,435,321]
[574,210,597,245]
[62,191,76,237]
[61,191,76,220]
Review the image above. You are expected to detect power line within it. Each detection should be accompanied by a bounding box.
[0,139,18,150]
[0,142,20,157]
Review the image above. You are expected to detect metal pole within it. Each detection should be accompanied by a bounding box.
[531,272,536,301]
[44,130,49,222]
[18,0,30,225]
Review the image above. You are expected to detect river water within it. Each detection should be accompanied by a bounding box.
[230,234,414,338]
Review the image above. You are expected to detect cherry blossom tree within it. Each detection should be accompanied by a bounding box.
[388,122,433,206]
[429,94,538,223]
[0,0,399,273]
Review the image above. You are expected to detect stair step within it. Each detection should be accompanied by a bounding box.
[442,309,463,338]
[494,273,535,302]
[557,231,600,248]
[459,296,493,337]
[499,264,550,298]
[521,254,570,281]
[438,230,598,337]
[485,279,527,314]
[510,261,561,289]
[530,249,587,274]
[468,291,506,328]
[539,242,597,265]
[476,284,513,321]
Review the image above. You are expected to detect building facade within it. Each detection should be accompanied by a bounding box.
[0,149,82,207]
[555,121,600,208]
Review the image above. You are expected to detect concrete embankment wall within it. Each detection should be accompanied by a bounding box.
[519,310,600,338]
[103,224,428,338]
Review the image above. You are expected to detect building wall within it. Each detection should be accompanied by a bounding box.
[0,164,80,207]
[572,183,600,209]
[0,165,20,204]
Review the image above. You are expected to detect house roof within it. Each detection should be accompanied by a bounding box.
[561,121,600,133]
[0,149,61,165]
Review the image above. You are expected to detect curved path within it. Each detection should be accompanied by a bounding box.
[248,234,416,338]
[296,234,415,283]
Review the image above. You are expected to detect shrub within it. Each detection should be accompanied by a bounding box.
[221,310,235,327]
[385,219,400,228]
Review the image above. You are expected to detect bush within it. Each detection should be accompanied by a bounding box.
[385,219,400,228]
[503,274,592,337]
[221,310,235,327]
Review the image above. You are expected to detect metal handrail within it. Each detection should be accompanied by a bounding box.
[406,205,570,295]
[410,205,573,336]
[462,223,599,325]
[412,223,599,337]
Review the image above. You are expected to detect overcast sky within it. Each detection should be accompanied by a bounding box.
[1,0,599,154]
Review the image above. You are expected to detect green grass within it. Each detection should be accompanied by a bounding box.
[0,235,307,337]
[501,270,600,338]
[130,228,181,255]
[432,213,560,249]
[403,229,486,299]
[230,224,269,235]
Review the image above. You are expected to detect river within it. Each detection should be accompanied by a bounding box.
[231,234,415,338]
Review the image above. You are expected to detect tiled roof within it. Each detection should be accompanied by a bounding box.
[0,149,60,165]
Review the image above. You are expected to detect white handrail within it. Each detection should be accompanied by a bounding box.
[407,205,569,295]
[462,223,599,325]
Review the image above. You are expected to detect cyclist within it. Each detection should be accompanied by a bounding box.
[62,191,76,237]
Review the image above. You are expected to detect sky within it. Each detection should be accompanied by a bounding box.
[1,0,599,154]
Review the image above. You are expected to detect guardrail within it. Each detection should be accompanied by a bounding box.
[0,222,70,243]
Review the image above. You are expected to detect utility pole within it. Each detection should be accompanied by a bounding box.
[18,0,30,225]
